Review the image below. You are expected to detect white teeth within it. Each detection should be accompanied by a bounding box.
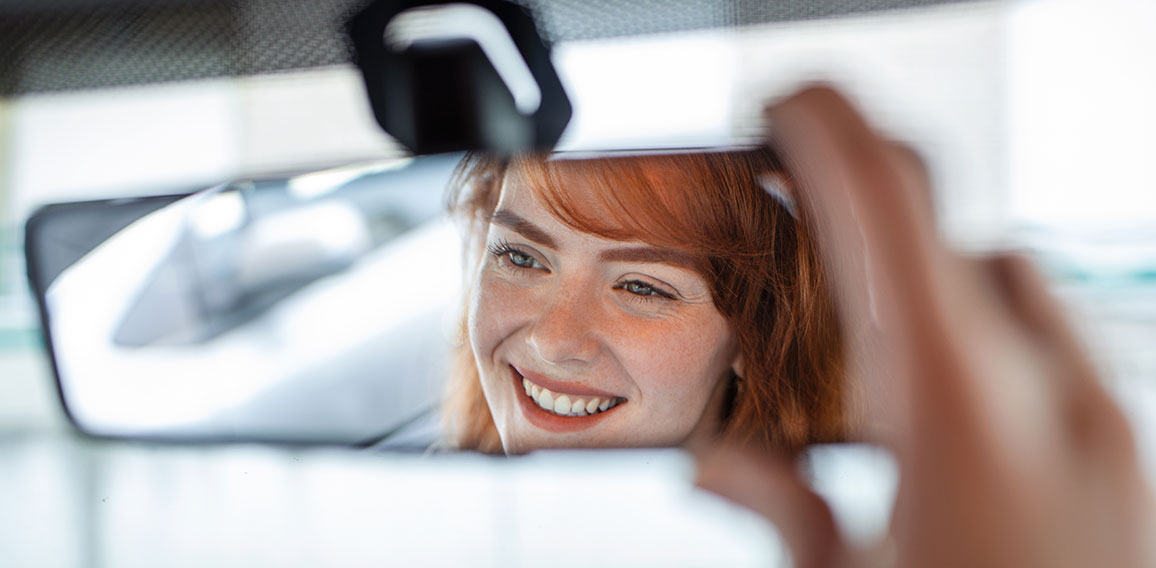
[554,395,572,415]
[520,375,623,417]
[537,389,554,410]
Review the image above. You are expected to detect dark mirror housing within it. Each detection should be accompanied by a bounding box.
[348,0,572,155]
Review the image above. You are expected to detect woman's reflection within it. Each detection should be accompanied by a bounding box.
[442,149,854,454]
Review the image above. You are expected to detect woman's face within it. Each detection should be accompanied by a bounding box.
[467,168,742,454]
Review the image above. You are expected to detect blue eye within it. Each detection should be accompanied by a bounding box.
[507,250,536,268]
[617,279,676,301]
[487,240,546,271]
[625,281,656,296]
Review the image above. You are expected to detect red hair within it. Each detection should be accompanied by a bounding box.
[444,148,852,454]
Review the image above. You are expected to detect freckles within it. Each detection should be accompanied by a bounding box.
[612,306,727,358]
[614,309,731,407]
[471,274,531,351]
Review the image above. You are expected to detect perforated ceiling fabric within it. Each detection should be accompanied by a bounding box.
[0,0,979,96]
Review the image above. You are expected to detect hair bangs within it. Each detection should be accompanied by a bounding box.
[509,154,719,257]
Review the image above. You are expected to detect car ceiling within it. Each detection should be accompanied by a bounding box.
[0,0,978,96]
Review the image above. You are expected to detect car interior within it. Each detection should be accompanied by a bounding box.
[2,0,1154,565]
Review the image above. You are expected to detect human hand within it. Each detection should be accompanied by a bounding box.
[697,86,1156,568]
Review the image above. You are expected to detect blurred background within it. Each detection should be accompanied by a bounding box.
[1,0,1153,565]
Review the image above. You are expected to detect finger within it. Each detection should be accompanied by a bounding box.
[765,86,966,446]
[767,111,870,317]
[986,253,1156,565]
[985,254,1095,381]
[883,141,936,229]
[695,444,847,568]
[765,85,948,343]
[985,254,1139,462]
[850,141,936,331]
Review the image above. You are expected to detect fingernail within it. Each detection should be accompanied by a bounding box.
[758,173,798,219]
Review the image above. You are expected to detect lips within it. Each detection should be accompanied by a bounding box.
[509,365,626,433]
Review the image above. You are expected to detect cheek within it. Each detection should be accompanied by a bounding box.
[616,312,734,412]
[468,272,531,362]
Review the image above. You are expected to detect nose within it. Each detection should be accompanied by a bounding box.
[527,285,602,366]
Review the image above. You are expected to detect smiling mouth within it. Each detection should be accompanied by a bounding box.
[511,365,626,419]
[521,377,623,417]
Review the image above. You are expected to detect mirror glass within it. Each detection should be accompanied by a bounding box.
[27,155,463,447]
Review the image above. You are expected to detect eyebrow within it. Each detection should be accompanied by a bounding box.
[598,247,699,272]
[491,209,698,272]
[491,210,558,248]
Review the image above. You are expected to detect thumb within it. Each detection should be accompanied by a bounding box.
[695,444,848,568]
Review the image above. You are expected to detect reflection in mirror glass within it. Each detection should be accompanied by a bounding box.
[30,155,463,446]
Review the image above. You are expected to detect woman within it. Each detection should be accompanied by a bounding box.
[442,147,854,455]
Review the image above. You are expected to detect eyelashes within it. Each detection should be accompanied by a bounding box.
[487,239,546,271]
[486,240,677,304]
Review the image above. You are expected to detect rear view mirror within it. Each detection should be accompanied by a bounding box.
[349,0,572,155]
